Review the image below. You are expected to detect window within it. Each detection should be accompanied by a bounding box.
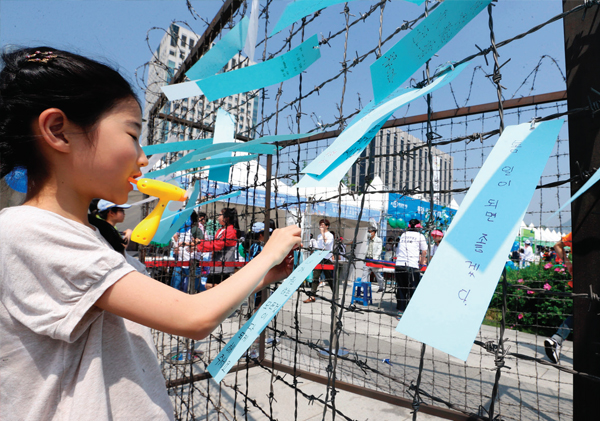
[180,53,185,59]
[181,35,187,46]
[189,39,195,48]
[169,50,175,56]
[170,37,177,47]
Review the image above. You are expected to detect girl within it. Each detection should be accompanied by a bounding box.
[0,47,301,420]
[197,207,240,289]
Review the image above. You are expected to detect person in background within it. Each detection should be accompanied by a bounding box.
[429,229,444,261]
[395,219,427,318]
[304,218,334,303]
[196,208,240,289]
[545,232,573,364]
[171,211,205,293]
[90,199,133,254]
[362,227,384,292]
[522,240,534,267]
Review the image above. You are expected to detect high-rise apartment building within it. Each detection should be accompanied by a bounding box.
[143,23,259,146]
[347,127,453,206]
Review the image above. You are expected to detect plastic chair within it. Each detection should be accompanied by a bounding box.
[351,278,372,306]
[360,280,373,306]
[350,278,363,305]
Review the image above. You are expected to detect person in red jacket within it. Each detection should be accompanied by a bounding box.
[197,208,240,289]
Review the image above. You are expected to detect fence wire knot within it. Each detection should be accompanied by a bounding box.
[307,394,322,405]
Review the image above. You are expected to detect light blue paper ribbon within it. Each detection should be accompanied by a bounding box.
[209,109,236,183]
[160,18,249,101]
[244,0,259,61]
[153,180,200,244]
[155,190,241,245]
[546,167,600,222]
[271,0,425,35]
[161,82,204,102]
[143,138,214,156]
[208,250,329,382]
[197,34,321,102]
[396,120,564,361]
[187,17,249,81]
[296,63,467,188]
[371,0,491,103]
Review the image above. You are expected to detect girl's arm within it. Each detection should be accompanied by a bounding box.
[95,225,301,340]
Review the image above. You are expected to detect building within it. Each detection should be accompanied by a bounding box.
[142,23,259,146]
[347,126,453,206]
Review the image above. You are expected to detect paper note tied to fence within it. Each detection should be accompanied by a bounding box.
[396,120,564,361]
[370,0,491,103]
[208,250,329,382]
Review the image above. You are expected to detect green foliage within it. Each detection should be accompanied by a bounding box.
[489,262,572,336]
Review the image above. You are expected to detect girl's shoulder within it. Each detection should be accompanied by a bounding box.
[0,206,102,245]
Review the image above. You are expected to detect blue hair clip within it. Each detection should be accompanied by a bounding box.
[5,167,28,193]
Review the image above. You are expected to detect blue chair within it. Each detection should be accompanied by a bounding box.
[351,278,372,306]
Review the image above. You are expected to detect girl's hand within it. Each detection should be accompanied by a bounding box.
[261,225,302,268]
[263,251,295,285]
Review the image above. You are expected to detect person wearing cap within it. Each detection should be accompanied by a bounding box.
[362,227,384,292]
[522,239,535,268]
[394,219,427,318]
[90,199,133,253]
[304,219,335,303]
[429,229,444,261]
[248,221,273,261]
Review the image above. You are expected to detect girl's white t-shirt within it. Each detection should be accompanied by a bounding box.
[0,206,173,420]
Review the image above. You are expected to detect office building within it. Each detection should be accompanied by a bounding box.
[347,127,453,206]
[143,23,259,146]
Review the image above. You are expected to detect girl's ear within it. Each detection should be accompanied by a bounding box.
[36,108,71,153]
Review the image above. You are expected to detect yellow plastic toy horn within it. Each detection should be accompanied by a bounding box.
[129,177,188,245]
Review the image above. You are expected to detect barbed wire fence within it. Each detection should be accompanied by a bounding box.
[138,0,600,419]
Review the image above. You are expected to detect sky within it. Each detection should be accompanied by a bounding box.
[1,0,573,227]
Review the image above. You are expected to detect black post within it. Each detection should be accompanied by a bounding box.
[562,1,600,419]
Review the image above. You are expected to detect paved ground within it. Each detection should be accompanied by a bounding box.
[156,282,573,421]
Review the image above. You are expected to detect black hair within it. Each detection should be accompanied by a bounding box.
[0,46,139,197]
[408,219,421,230]
[88,198,101,214]
[197,211,207,220]
[88,210,126,254]
[220,208,239,229]
[319,218,330,227]
[190,210,198,226]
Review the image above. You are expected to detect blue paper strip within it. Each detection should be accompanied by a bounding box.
[145,154,259,180]
[186,17,249,81]
[396,120,564,361]
[143,138,214,156]
[243,0,259,61]
[546,168,600,221]
[271,0,425,36]
[159,191,242,224]
[161,81,204,102]
[197,34,321,102]
[153,180,200,244]
[297,63,467,188]
[208,250,329,382]
[209,109,236,183]
[155,190,241,244]
[371,0,491,103]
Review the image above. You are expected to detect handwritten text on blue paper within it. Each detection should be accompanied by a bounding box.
[208,250,329,382]
[197,34,321,102]
[370,0,491,103]
[395,120,564,361]
[271,0,425,35]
